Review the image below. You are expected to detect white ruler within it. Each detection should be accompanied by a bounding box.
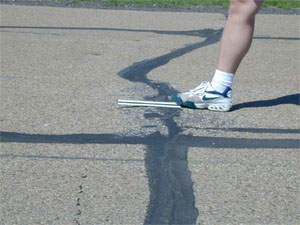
[118,99,181,108]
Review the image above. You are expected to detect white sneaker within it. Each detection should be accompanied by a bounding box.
[172,81,232,112]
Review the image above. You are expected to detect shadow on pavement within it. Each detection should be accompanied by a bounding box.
[1,25,300,41]
[231,93,300,111]
[0,130,298,148]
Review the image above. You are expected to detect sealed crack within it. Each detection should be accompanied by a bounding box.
[118,28,222,224]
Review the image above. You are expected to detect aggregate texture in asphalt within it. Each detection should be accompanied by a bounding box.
[0,3,299,225]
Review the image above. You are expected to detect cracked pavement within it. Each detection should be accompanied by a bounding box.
[0,4,299,225]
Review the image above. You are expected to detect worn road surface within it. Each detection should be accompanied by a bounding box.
[1,4,299,225]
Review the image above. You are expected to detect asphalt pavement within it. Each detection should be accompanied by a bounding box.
[0,4,299,225]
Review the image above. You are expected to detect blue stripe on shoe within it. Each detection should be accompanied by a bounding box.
[206,87,232,97]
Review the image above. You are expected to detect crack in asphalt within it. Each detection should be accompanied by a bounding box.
[1,24,299,224]
[117,28,221,224]
[74,174,87,225]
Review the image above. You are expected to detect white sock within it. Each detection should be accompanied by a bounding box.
[211,69,235,93]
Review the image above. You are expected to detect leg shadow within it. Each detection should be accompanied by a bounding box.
[231,93,299,111]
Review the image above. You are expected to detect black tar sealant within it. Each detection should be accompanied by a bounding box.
[0,26,299,225]
[118,28,222,224]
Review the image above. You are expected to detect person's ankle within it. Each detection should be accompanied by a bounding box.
[211,69,234,93]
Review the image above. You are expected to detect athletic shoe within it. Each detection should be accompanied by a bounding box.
[172,81,232,112]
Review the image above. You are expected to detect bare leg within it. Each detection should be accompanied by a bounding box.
[217,0,264,74]
[173,0,265,111]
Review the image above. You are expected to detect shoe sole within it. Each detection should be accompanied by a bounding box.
[199,103,232,112]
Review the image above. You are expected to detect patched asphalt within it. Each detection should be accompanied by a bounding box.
[0,4,299,225]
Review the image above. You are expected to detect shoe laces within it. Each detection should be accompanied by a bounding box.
[188,81,210,95]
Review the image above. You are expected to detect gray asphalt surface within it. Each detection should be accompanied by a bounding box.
[1,4,299,225]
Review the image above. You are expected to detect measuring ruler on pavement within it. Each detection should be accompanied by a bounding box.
[118,99,181,108]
